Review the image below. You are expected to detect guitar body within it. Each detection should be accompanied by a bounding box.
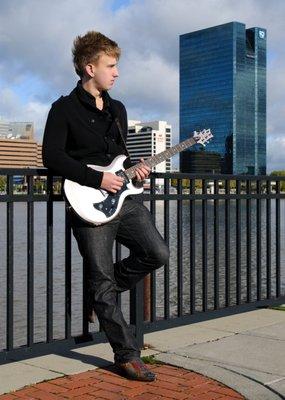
[63,129,213,226]
[63,154,143,226]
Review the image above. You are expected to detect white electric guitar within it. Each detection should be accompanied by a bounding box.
[63,129,213,225]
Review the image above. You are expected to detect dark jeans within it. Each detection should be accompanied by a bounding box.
[69,197,170,364]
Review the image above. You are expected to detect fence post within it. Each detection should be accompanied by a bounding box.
[129,279,144,349]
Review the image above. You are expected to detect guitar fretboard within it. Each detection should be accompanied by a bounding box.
[124,136,197,180]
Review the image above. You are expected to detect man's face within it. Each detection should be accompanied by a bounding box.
[86,53,119,90]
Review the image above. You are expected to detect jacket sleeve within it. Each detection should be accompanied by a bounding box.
[42,99,103,189]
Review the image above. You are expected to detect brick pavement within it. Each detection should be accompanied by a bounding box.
[0,363,245,400]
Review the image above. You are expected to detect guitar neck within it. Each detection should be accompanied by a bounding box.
[124,136,196,180]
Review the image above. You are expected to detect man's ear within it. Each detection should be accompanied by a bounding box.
[85,63,96,78]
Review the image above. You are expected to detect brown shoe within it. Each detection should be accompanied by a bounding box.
[115,357,156,381]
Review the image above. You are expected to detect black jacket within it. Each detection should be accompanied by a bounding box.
[42,79,133,189]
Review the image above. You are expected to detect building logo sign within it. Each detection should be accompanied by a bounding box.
[258,30,265,39]
[157,133,163,142]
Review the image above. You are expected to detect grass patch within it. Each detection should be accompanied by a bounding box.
[141,355,164,365]
[268,304,285,311]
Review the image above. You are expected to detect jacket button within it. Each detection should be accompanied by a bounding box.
[91,119,95,123]
[106,153,111,158]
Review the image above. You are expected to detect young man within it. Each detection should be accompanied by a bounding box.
[42,31,170,382]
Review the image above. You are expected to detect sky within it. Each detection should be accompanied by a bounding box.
[0,0,284,173]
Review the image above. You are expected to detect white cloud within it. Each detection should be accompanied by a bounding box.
[267,136,285,171]
[0,86,49,141]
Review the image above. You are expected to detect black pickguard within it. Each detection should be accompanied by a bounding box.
[93,170,130,217]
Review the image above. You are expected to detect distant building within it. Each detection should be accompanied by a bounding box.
[0,138,43,168]
[184,150,221,174]
[0,118,34,140]
[0,118,10,138]
[180,21,266,175]
[126,120,172,186]
[127,120,172,173]
[0,118,42,168]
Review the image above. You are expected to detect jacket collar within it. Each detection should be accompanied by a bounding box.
[75,79,111,112]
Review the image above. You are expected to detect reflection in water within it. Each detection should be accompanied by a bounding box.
[0,198,284,349]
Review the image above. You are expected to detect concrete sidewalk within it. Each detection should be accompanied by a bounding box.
[0,308,284,399]
[152,308,285,400]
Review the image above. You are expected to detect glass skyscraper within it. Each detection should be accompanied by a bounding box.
[179,21,266,175]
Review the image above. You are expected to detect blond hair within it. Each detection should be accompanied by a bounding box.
[72,31,121,77]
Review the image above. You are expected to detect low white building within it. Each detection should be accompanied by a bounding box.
[0,117,34,140]
[126,120,172,187]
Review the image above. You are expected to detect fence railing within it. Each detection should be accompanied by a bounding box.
[0,168,285,362]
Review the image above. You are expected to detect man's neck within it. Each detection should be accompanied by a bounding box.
[81,77,103,99]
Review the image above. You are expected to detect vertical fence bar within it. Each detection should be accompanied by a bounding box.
[6,175,14,351]
[276,180,281,297]
[266,180,272,299]
[202,179,208,312]
[256,180,261,301]
[115,241,122,310]
[27,175,34,347]
[225,179,230,307]
[214,179,220,310]
[164,178,170,320]
[129,175,146,345]
[129,280,144,349]
[46,174,53,342]
[246,180,252,302]
[177,179,183,316]
[65,204,72,339]
[150,175,156,322]
[190,178,196,314]
[82,259,90,335]
[236,180,241,305]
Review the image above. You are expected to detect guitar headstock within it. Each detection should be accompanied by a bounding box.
[193,129,213,146]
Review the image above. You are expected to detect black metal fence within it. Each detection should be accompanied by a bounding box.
[0,168,285,362]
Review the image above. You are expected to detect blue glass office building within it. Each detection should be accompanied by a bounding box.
[180,22,266,174]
